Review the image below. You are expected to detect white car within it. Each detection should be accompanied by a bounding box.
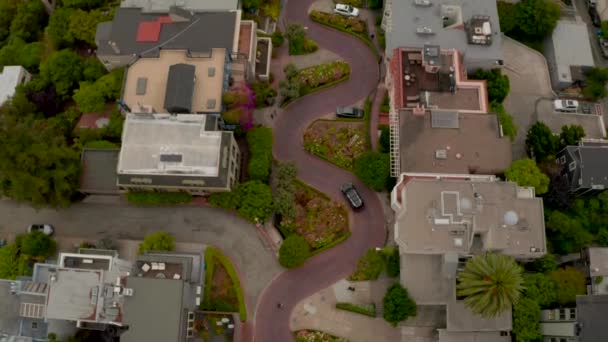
[334,4,359,17]
[553,99,579,112]
[28,224,54,236]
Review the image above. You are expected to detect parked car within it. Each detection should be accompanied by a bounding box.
[336,106,364,119]
[597,30,608,58]
[554,99,579,113]
[334,4,359,17]
[589,7,601,27]
[28,224,54,236]
[341,183,364,209]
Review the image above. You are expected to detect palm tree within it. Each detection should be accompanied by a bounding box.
[456,253,524,318]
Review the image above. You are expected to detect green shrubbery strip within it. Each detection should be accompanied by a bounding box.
[335,303,376,317]
[309,10,379,58]
[126,191,193,206]
[202,246,247,321]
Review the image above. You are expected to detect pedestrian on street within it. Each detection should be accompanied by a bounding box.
[277,302,283,309]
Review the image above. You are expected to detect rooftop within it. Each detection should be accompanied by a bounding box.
[446,299,511,332]
[45,268,108,322]
[401,254,454,304]
[135,252,203,283]
[79,148,120,195]
[385,0,503,65]
[95,8,237,60]
[538,111,606,141]
[0,66,29,107]
[392,174,546,258]
[563,143,608,190]
[121,277,186,342]
[550,20,594,84]
[120,0,239,12]
[0,281,21,337]
[588,247,608,276]
[576,294,608,342]
[438,330,510,342]
[122,49,225,114]
[398,109,512,174]
[390,47,487,113]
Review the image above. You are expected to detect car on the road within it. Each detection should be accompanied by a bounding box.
[334,4,359,17]
[336,106,364,119]
[589,7,602,27]
[28,224,54,236]
[341,183,363,209]
[554,99,579,113]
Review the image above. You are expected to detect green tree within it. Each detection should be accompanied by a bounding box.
[525,254,558,273]
[512,296,541,342]
[235,180,274,222]
[138,231,175,254]
[271,29,284,47]
[0,38,43,72]
[246,127,273,183]
[524,273,557,308]
[497,1,518,34]
[515,0,561,38]
[546,211,593,255]
[602,20,608,38]
[279,235,310,268]
[73,82,106,113]
[68,9,106,46]
[490,102,517,141]
[550,267,586,305]
[61,0,104,10]
[559,124,585,149]
[456,253,524,318]
[0,115,81,207]
[20,231,56,259]
[0,0,20,43]
[385,248,400,277]
[242,0,262,10]
[383,283,417,326]
[354,152,390,191]
[526,121,558,161]
[469,69,510,103]
[275,162,297,226]
[47,7,75,49]
[39,49,84,99]
[82,58,108,82]
[9,0,47,42]
[0,244,19,279]
[286,23,308,55]
[505,158,550,195]
[379,126,390,153]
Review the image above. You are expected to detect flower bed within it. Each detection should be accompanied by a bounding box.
[294,330,350,342]
[309,10,378,58]
[298,60,350,91]
[303,120,367,170]
[201,247,247,321]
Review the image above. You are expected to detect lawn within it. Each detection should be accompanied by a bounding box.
[201,247,247,321]
[291,180,349,251]
[294,330,350,342]
[303,120,368,170]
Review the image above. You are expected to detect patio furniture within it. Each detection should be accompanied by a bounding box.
[155,273,166,279]
[141,263,150,272]
[158,263,166,271]
[173,273,181,279]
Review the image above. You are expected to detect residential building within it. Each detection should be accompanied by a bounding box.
[121,49,228,114]
[544,20,595,90]
[582,247,608,295]
[381,0,503,71]
[79,148,120,195]
[391,173,547,340]
[120,0,240,12]
[540,295,608,342]
[593,0,608,22]
[556,142,608,195]
[0,66,31,107]
[117,113,241,194]
[386,46,512,177]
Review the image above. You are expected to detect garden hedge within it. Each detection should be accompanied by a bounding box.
[335,303,376,317]
[246,127,273,183]
[202,246,247,321]
[279,235,311,268]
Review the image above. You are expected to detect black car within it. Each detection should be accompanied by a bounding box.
[336,107,364,119]
[589,8,602,27]
[341,183,364,209]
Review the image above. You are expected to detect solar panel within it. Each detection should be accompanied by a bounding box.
[431,110,459,129]
[160,153,183,162]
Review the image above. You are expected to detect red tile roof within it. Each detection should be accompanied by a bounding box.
[136,16,173,42]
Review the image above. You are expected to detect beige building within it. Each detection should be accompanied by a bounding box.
[122,49,226,114]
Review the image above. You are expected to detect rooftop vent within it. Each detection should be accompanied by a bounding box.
[414,0,432,6]
[435,149,447,159]
[416,26,434,35]
[160,153,183,163]
[454,238,463,247]
[503,210,519,226]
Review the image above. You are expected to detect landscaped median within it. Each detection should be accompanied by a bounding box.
[280,61,351,107]
[303,119,368,170]
[335,302,376,317]
[201,246,247,322]
[294,330,349,342]
[309,10,378,58]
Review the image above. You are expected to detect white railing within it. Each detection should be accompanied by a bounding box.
[389,107,400,177]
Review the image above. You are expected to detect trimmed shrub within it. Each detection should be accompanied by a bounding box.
[127,192,193,206]
[247,127,273,183]
[279,235,311,268]
[335,303,376,317]
[138,231,175,254]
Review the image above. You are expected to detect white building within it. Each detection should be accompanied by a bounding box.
[0,66,31,107]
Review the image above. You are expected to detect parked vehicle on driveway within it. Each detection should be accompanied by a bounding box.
[589,7,601,27]
[597,30,608,58]
[28,224,54,236]
[341,183,364,209]
[554,99,579,113]
[336,106,364,119]
[334,4,359,17]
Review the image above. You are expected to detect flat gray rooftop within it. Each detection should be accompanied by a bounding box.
[446,298,511,332]
[45,268,102,321]
[576,294,608,342]
[118,114,222,177]
[0,281,21,336]
[401,254,453,305]
[588,247,608,277]
[79,148,119,195]
[550,20,594,84]
[120,0,239,12]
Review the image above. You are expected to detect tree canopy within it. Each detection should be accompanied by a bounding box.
[138,231,175,254]
[526,121,558,162]
[546,211,593,255]
[354,152,390,191]
[39,49,84,100]
[559,124,585,149]
[456,253,524,318]
[246,127,273,183]
[209,180,274,223]
[550,267,586,306]
[505,158,550,195]
[20,231,56,259]
[514,0,561,38]
[278,235,311,268]
[469,69,510,103]
[73,68,123,113]
[0,38,43,72]
[512,296,541,342]
[383,283,417,326]
[9,0,47,43]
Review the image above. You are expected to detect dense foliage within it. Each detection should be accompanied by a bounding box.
[379,125,390,153]
[0,232,57,279]
[73,68,123,113]
[583,67,608,100]
[354,152,390,191]
[505,159,550,195]
[456,253,524,318]
[498,0,560,42]
[526,121,558,162]
[349,249,385,281]
[0,38,43,72]
[138,231,175,254]
[490,102,517,141]
[126,191,193,206]
[274,162,297,229]
[209,181,274,222]
[39,49,84,100]
[279,235,311,268]
[546,211,593,255]
[383,283,417,326]
[247,127,273,183]
[285,23,318,55]
[469,69,510,103]
[559,124,585,148]
[549,267,586,305]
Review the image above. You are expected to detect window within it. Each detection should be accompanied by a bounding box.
[569,161,576,171]
[136,77,147,95]
[559,309,566,320]
[570,309,576,319]
[31,321,37,329]
[560,155,566,164]
[208,67,216,77]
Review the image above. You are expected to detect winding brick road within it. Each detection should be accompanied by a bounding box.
[254,1,386,341]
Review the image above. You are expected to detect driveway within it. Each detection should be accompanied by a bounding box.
[0,199,281,321]
[502,37,555,159]
[254,0,385,341]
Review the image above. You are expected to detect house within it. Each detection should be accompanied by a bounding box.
[116,113,241,194]
[95,6,265,81]
[545,20,595,90]
[391,173,547,340]
[540,295,608,342]
[381,0,503,71]
[386,46,512,177]
[556,142,608,195]
[593,0,608,21]
[79,148,121,195]
[120,0,240,12]
[0,66,31,107]
[581,247,608,295]
[121,49,228,114]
